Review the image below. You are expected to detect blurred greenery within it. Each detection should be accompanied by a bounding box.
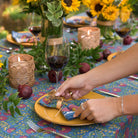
[2,5,27,20]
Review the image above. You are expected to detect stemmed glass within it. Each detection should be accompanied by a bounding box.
[45,36,70,90]
[114,16,132,46]
[28,12,41,45]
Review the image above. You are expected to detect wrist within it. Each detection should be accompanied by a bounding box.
[114,97,123,117]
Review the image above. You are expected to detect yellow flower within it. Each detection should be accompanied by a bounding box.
[90,0,104,17]
[0,55,2,58]
[82,0,92,8]
[27,0,38,3]
[61,0,81,14]
[102,5,119,21]
[102,0,114,4]
[12,0,19,5]
[0,63,3,68]
[118,0,128,7]
[120,6,132,22]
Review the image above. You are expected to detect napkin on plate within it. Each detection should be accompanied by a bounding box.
[12,31,34,43]
[39,94,88,120]
[65,17,90,25]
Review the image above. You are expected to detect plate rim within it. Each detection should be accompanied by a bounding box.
[6,31,35,47]
[34,92,105,126]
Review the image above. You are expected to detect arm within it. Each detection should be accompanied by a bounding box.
[85,43,138,89]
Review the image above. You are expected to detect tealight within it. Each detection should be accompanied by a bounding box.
[78,27,100,50]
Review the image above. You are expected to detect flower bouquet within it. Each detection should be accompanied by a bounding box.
[83,0,135,41]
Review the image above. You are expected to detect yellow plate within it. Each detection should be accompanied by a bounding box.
[34,91,105,126]
[107,51,124,61]
[6,32,35,47]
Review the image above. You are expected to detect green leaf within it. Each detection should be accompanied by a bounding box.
[3,101,8,112]
[9,92,18,102]
[13,98,21,106]
[15,107,22,115]
[9,105,14,117]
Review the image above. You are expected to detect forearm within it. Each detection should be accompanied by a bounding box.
[85,43,138,89]
[123,94,138,115]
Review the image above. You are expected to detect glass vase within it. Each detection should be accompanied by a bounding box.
[40,18,63,43]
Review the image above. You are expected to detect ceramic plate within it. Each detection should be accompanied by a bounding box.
[107,51,124,61]
[6,32,35,47]
[34,91,105,126]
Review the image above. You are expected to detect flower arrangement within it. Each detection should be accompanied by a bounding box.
[83,0,133,22]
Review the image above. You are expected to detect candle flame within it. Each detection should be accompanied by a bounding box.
[18,56,21,62]
[88,30,90,35]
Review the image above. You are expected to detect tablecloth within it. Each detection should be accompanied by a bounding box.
[0,27,138,138]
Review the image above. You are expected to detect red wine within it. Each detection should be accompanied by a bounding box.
[115,28,130,38]
[47,56,68,71]
[29,26,41,36]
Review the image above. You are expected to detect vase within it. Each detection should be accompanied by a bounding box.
[40,18,63,43]
[97,20,115,38]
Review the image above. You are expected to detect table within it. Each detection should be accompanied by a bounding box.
[0,28,138,138]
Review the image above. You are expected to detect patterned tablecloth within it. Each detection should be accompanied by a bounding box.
[0,27,138,138]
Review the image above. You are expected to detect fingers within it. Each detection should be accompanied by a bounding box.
[55,79,70,97]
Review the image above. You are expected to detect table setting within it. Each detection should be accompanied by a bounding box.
[0,0,138,138]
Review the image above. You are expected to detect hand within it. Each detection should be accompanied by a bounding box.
[55,74,93,99]
[74,97,122,123]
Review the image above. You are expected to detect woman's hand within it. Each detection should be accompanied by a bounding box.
[74,97,122,123]
[55,74,93,99]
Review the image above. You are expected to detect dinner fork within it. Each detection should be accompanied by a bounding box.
[27,120,71,138]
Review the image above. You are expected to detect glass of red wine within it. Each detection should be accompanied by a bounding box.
[45,36,70,90]
[114,16,132,46]
[28,12,41,45]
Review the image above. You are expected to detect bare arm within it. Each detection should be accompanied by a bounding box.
[85,43,138,89]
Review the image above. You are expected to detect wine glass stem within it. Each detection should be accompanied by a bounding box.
[121,38,124,47]
[35,36,38,46]
[55,71,59,91]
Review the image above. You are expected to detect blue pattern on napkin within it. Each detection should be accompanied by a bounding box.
[12,31,34,43]
[39,96,88,120]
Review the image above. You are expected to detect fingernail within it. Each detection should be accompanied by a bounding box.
[73,114,76,117]
[55,92,60,96]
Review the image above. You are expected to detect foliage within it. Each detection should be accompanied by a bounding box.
[2,5,27,21]
[0,60,22,117]
[0,27,9,39]
[16,41,102,80]
[63,41,103,79]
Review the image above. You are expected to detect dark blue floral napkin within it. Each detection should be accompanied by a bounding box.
[12,31,34,43]
[39,95,88,120]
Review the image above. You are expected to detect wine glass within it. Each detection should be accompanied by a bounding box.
[45,36,70,90]
[114,16,132,46]
[28,12,41,45]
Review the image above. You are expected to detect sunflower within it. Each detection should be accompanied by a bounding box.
[12,0,19,5]
[120,6,132,22]
[0,55,3,68]
[102,0,114,5]
[82,0,92,8]
[27,0,38,3]
[102,5,119,21]
[118,0,128,7]
[90,0,104,17]
[61,0,81,14]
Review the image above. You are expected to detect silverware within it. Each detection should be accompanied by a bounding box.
[27,120,71,138]
[129,75,138,80]
[94,90,120,97]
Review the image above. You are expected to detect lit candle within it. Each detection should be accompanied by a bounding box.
[78,27,100,50]
[8,54,35,89]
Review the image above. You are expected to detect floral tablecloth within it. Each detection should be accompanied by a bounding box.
[0,28,138,138]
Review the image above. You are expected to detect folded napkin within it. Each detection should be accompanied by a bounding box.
[12,31,35,43]
[39,94,88,120]
[66,17,90,25]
